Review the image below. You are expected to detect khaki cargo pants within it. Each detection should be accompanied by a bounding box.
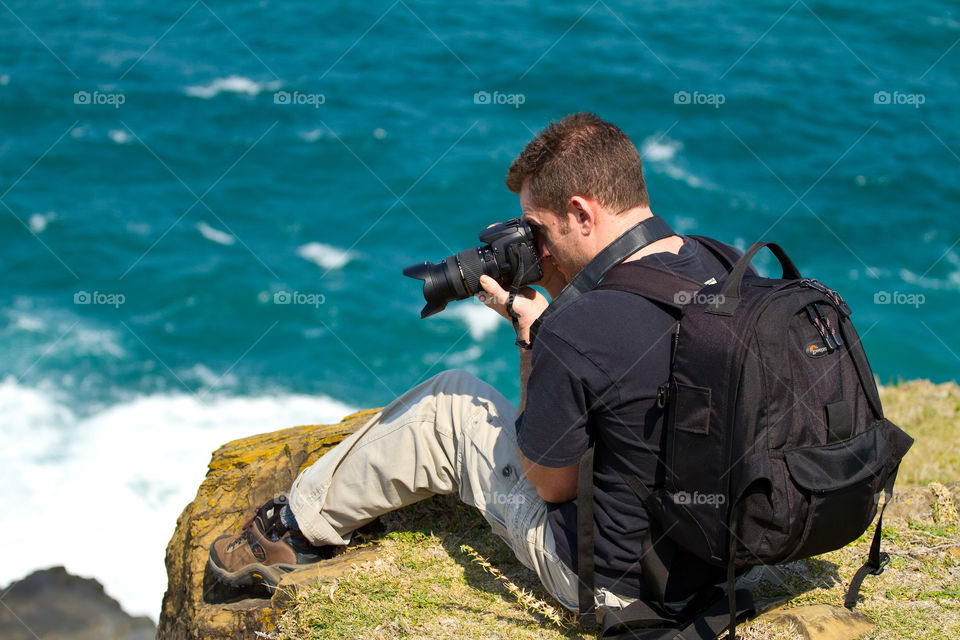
[289,369,635,612]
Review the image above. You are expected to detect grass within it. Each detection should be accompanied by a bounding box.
[274,380,959,639]
[879,380,960,487]
[276,496,584,640]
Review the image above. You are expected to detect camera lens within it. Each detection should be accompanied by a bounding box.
[457,247,492,297]
[402,256,466,318]
[404,219,541,319]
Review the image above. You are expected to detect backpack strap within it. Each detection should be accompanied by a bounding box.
[577,236,751,636]
[688,235,741,270]
[835,316,885,420]
[577,443,599,628]
[615,470,675,610]
[844,468,898,608]
[596,262,705,310]
[530,216,675,344]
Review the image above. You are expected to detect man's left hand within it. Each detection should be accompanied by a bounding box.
[478,276,548,344]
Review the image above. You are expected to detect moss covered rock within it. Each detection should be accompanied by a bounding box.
[157,408,378,640]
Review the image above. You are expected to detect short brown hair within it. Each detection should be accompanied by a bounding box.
[505,112,650,215]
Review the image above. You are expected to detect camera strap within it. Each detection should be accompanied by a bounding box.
[507,244,535,350]
[528,215,675,345]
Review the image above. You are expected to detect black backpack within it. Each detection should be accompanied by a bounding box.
[533,222,915,640]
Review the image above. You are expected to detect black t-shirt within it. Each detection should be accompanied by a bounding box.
[516,237,734,601]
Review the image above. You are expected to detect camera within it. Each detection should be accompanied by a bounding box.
[404,218,543,318]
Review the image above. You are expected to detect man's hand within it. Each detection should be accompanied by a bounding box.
[477,276,548,344]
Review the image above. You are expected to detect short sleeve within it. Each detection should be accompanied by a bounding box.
[515,327,593,468]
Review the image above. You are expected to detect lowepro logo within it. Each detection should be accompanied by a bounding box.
[805,342,829,358]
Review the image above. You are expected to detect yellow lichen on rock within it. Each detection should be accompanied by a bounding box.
[157,409,377,640]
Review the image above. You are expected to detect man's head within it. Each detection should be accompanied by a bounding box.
[505,112,650,216]
[506,113,652,281]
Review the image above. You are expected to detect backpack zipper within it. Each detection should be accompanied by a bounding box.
[799,278,851,316]
[814,302,844,348]
[805,304,836,351]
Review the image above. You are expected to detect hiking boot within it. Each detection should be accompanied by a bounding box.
[208,495,339,589]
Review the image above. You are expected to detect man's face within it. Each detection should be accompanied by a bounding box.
[518,180,586,284]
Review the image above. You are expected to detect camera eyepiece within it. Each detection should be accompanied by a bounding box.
[403,219,542,318]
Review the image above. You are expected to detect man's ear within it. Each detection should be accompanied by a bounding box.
[568,195,595,234]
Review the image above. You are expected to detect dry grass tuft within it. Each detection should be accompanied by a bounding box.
[879,380,960,487]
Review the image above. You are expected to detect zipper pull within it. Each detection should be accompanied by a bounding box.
[805,304,834,351]
[816,303,844,348]
[812,303,838,351]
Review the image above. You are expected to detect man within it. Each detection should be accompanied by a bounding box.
[209,112,734,612]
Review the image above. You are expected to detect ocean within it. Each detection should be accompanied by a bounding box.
[1,0,958,620]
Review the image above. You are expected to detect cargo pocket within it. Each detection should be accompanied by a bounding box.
[781,423,891,562]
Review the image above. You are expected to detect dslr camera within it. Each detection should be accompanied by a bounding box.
[404,219,542,318]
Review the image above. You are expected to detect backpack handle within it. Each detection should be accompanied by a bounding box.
[709,242,802,316]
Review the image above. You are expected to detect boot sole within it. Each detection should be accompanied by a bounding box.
[208,547,300,589]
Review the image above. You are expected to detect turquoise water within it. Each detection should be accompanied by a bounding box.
[1,0,958,618]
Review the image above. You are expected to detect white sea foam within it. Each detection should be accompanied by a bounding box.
[672,215,698,234]
[126,221,151,236]
[847,266,891,281]
[71,327,127,359]
[184,75,280,99]
[183,363,237,390]
[296,242,354,270]
[0,377,355,620]
[70,124,90,139]
[445,345,483,366]
[641,136,681,162]
[898,266,960,291]
[196,221,236,246]
[928,15,960,31]
[663,165,703,188]
[10,310,46,332]
[298,128,325,142]
[446,300,500,341]
[641,135,708,190]
[28,211,55,233]
[108,129,132,145]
